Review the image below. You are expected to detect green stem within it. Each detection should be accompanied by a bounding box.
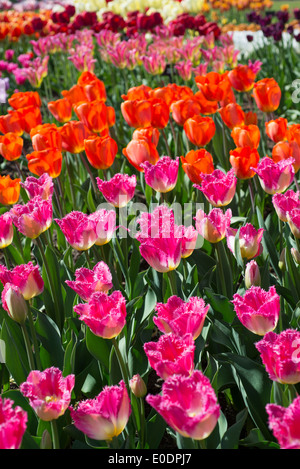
[216,241,227,298]
[139,397,146,449]
[84,250,93,270]
[35,237,61,329]
[111,337,129,390]
[27,305,42,370]
[50,420,60,450]
[79,152,98,194]
[167,269,177,296]
[21,323,35,370]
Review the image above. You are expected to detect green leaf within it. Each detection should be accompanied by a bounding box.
[85,327,112,371]
[34,309,64,369]
[204,289,235,323]
[220,408,248,449]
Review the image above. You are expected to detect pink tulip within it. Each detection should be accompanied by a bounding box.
[195,208,232,243]
[146,370,220,440]
[176,224,198,258]
[20,367,75,421]
[0,261,44,300]
[89,209,116,246]
[96,173,136,208]
[154,295,209,339]
[0,397,27,449]
[0,212,13,249]
[256,329,300,384]
[2,283,28,324]
[70,380,131,441]
[74,290,126,339]
[55,211,97,251]
[251,157,295,194]
[226,223,264,260]
[10,196,52,239]
[272,190,300,222]
[194,168,237,207]
[232,285,280,335]
[144,332,195,380]
[266,396,300,449]
[21,173,54,200]
[141,156,179,193]
[136,206,183,272]
[65,261,112,302]
[287,208,300,239]
[244,260,261,288]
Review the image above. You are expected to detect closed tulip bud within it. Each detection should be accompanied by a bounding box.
[129,374,147,398]
[1,283,28,324]
[245,260,261,288]
[40,430,52,449]
[279,248,287,271]
[291,247,300,265]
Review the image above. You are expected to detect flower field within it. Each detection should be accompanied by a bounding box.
[1,0,300,451]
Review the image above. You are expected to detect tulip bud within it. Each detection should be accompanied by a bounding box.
[1,284,28,324]
[291,247,300,265]
[245,260,261,289]
[129,374,147,398]
[40,429,52,449]
[279,248,287,272]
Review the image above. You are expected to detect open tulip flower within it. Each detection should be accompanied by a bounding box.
[0,397,27,449]
[146,370,220,440]
[141,156,179,193]
[0,175,21,205]
[47,97,73,123]
[256,329,300,384]
[74,290,127,339]
[70,380,131,442]
[181,148,214,184]
[231,124,260,149]
[10,195,52,239]
[0,261,44,301]
[232,285,280,335]
[55,211,98,251]
[252,78,281,113]
[195,208,232,243]
[21,173,53,201]
[96,173,136,207]
[65,261,113,301]
[144,332,195,380]
[272,190,300,222]
[194,168,237,207]
[265,117,288,143]
[226,223,264,260]
[252,156,295,195]
[20,367,75,421]
[183,115,216,147]
[266,397,300,449]
[154,295,209,339]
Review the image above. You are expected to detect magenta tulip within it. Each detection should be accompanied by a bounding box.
[252,156,294,194]
[0,397,27,449]
[55,211,97,251]
[65,261,113,302]
[0,261,44,301]
[194,168,237,207]
[272,190,300,222]
[266,396,300,449]
[96,173,136,208]
[10,195,52,239]
[141,156,179,193]
[226,223,264,260]
[195,208,232,243]
[21,173,53,200]
[0,212,13,249]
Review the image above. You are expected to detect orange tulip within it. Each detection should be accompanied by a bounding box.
[61,84,87,106]
[244,111,258,126]
[77,71,107,103]
[73,100,110,134]
[59,121,93,154]
[265,117,288,143]
[229,147,260,179]
[218,103,245,129]
[194,91,218,115]
[0,175,21,205]
[231,124,260,149]
[272,140,300,173]
[0,133,23,161]
[47,98,73,123]
[170,98,202,126]
[252,78,281,113]
[228,65,256,92]
[148,98,169,129]
[121,99,153,128]
[132,127,160,147]
[16,105,42,134]
[0,111,24,136]
[84,134,118,170]
[180,149,214,184]
[121,84,152,101]
[8,91,41,110]
[184,115,216,147]
[26,148,63,178]
[123,135,159,172]
[195,71,231,102]
[286,124,300,146]
[30,123,62,151]
[149,86,176,107]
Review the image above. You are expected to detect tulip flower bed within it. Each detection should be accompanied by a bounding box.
[2,2,300,453]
